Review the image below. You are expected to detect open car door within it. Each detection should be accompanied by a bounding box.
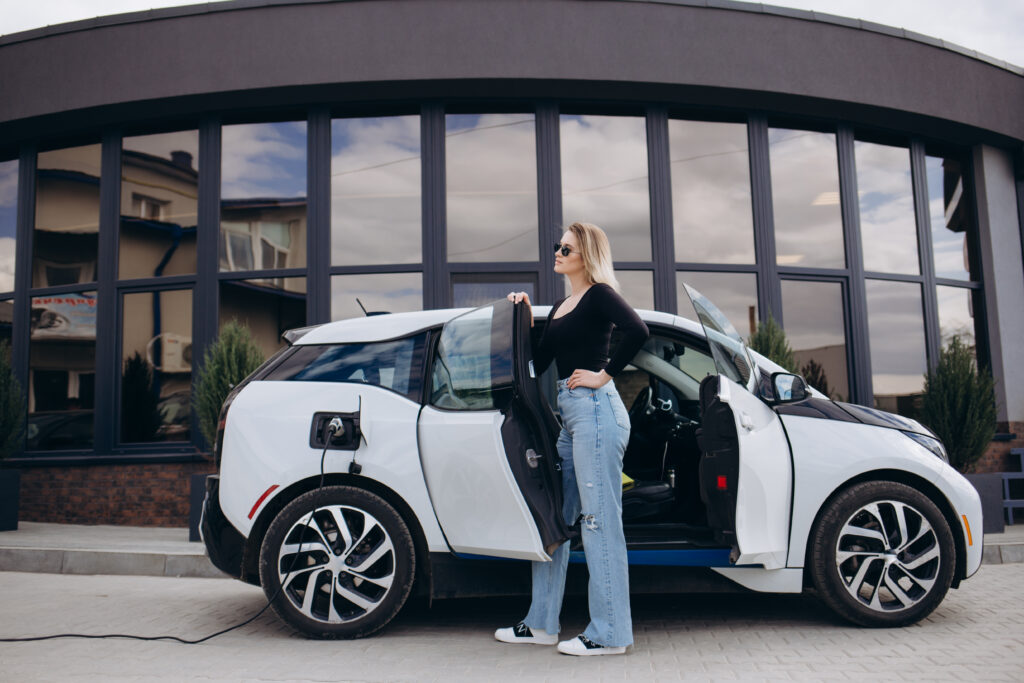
[418,299,569,561]
[683,284,792,570]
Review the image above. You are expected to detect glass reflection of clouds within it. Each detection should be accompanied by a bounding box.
[781,280,849,400]
[926,156,972,281]
[614,271,654,311]
[446,114,537,262]
[669,120,753,264]
[221,122,307,273]
[676,271,758,338]
[936,285,977,351]
[561,115,650,262]
[331,273,422,321]
[769,129,845,269]
[855,142,919,275]
[865,279,926,398]
[120,131,200,279]
[0,159,18,292]
[332,116,420,266]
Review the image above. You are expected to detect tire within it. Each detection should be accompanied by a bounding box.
[258,485,416,639]
[809,480,955,628]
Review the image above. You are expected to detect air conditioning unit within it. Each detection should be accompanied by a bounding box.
[146,332,192,373]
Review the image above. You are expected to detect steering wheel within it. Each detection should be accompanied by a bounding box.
[628,385,655,424]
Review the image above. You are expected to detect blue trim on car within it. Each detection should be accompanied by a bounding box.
[453,548,732,567]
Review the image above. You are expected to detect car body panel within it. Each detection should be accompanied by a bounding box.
[780,414,983,572]
[218,381,448,550]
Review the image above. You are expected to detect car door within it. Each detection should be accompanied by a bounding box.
[683,284,793,570]
[417,299,569,561]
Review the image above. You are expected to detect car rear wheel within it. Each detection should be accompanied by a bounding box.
[809,480,955,627]
[259,485,415,639]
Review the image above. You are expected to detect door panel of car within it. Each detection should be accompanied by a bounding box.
[683,284,793,570]
[713,375,792,569]
[418,299,568,561]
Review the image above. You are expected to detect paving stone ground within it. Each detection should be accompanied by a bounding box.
[1,564,1023,682]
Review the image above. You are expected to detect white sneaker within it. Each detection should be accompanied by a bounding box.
[557,635,626,656]
[494,622,559,645]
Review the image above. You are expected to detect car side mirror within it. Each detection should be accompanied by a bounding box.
[771,372,808,403]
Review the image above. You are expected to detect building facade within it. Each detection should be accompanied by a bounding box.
[1,0,1022,525]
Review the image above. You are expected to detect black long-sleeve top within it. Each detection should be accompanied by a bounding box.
[532,283,650,380]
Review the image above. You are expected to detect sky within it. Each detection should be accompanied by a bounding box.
[0,0,1021,67]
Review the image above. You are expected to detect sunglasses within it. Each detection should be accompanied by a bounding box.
[554,242,579,257]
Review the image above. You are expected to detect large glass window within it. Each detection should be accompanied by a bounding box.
[446,114,537,262]
[0,158,17,293]
[27,291,96,450]
[120,289,192,443]
[781,280,849,400]
[676,271,758,339]
[769,129,845,269]
[34,145,102,288]
[220,122,307,272]
[429,304,513,411]
[331,273,422,321]
[120,131,199,280]
[220,277,306,358]
[615,271,654,311]
[936,285,982,354]
[453,274,535,309]
[669,120,753,264]
[855,142,919,275]
[926,155,977,281]
[865,280,926,416]
[561,115,650,261]
[332,116,420,266]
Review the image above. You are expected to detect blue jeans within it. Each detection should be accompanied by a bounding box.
[523,377,633,647]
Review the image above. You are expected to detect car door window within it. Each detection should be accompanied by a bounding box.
[430,303,514,410]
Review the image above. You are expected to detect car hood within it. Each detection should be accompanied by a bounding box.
[834,401,934,437]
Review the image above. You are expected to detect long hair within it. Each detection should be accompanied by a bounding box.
[566,222,621,292]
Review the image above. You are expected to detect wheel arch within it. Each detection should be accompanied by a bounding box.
[241,474,432,596]
[801,469,968,589]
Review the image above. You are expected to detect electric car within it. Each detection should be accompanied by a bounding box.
[200,285,983,639]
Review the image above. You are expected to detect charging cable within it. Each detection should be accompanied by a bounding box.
[0,419,342,645]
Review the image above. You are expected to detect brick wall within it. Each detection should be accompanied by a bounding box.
[18,461,216,527]
[974,421,1024,473]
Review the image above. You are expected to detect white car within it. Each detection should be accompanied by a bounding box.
[200,286,983,639]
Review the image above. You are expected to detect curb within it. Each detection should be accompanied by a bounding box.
[0,547,226,579]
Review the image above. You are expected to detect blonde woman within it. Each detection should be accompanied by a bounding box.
[497,222,649,656]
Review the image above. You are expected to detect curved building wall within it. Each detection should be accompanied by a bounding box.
[0,0,1022,526]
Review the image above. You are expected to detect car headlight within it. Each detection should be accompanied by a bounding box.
[902,431,949,463]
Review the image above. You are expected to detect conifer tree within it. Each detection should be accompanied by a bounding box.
[748,316,796,373]
[193,321,265,450]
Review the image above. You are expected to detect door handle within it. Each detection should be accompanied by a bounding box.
[740,412,755,432]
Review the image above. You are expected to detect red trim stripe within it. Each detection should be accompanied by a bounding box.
[248,484,279,519]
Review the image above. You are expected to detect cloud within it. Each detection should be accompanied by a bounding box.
[0,237,14,291]
[221,122,306,199]
[0,160,18,209]
[123,130,200,166]
[855,141,920,274]
[330,273,422,321]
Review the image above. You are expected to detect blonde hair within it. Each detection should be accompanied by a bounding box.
[565,222,620,293]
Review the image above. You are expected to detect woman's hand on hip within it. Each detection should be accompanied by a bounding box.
[506,291,533,326]
[568,369,612,389]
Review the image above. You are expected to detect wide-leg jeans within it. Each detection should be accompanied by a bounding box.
[523,377,633,647]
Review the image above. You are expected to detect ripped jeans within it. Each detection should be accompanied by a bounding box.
[523,377,633,647]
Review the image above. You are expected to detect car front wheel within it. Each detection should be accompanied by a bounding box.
[809,480,956,627]
[258,485,416,639]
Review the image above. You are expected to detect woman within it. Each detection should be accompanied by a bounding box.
[496,222,649,656]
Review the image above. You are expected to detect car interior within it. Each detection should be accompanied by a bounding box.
[533,325,730,549]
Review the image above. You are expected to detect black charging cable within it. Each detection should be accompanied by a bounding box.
[0,419,341,645]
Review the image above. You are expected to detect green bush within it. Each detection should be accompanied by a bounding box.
[921,336,998,473]
[801,358,833,399]
[748,316,796,372]
[121,351,162,443]
[0,340,26,459]
[193,321,265,450]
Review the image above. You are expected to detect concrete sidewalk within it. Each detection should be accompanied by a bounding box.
[1,521,1022,579]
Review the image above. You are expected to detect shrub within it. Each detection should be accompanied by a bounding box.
[801,358,833,399]
[121,351,162,443]
[920,336,998,473]
[0,340,26,459]
[748,316,796,372]
[193,321,265,450]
